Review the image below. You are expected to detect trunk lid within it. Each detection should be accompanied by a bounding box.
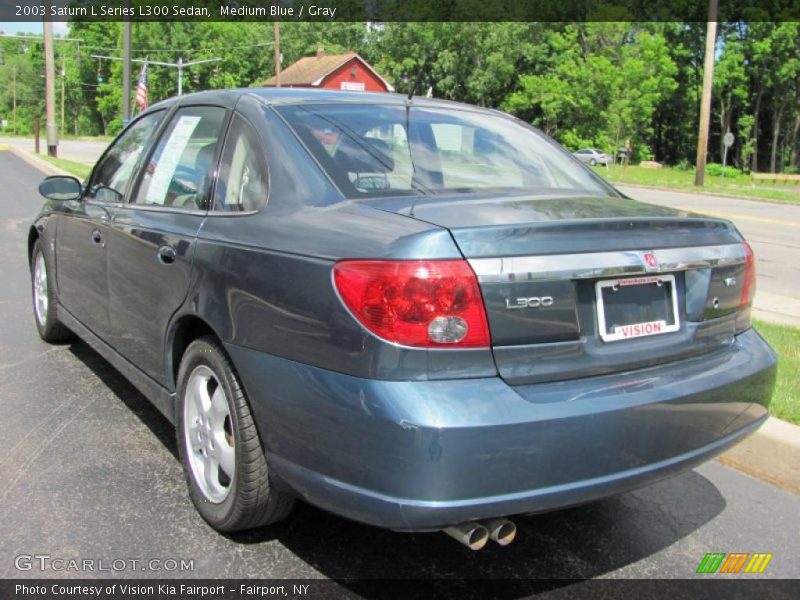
[366,193,749,384]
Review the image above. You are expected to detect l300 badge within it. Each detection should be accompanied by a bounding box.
[505,296,554,309]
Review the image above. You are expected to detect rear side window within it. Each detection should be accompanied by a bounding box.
[212,114,268,212]
[134,106,227,210]
[88,110,163,203]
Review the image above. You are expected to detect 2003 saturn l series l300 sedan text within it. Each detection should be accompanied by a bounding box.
[28,89,777,550]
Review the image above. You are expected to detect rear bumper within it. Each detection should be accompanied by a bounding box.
[226,328,777,531]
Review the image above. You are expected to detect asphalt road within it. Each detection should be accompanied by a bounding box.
[0,136,110,167]
[1,151,799,586]
[618,185,800,327]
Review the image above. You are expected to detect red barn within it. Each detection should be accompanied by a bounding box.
[263,48,394,92]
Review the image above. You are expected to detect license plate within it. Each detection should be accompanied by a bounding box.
[595,274,680,342]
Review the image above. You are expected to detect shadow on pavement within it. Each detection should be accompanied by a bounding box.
[69,341,178,460]
[69,339,726,592]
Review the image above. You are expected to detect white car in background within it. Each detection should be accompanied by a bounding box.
[573,148,610,166]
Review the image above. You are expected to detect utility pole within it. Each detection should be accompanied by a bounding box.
[12,65,16,135]
[177,56,183,96]
[694,0,718,186]
[43,9,58,157]
[273,18,281,87]
[122,18,131,122]
[60,52,65,133]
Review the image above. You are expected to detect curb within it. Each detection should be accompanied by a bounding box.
[718,416,800,494]
[753,307,800,329]
[614,181,799,206]
[751,291,800,328]
[5,145,72,177]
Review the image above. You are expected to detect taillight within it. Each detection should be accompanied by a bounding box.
[739,242,756,309]
[333,260,491,348]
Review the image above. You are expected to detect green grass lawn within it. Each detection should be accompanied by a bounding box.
[596,164,800,205]
[754,319,800,425]
[39,155,92,180]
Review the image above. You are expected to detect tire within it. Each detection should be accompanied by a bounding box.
[176,336,294,532]
[589,158,597,166]
[30,238,74,343]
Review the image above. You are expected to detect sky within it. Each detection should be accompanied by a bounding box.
[0,21,69,36]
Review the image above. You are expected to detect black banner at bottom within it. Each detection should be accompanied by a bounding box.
[2,579,800,600]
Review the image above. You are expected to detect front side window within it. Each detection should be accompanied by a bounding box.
[87,110,163,203]
[134,106,227,210]
[277,103,613,199]
[212,114,268,212]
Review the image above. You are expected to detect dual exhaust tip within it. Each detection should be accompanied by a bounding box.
[443,519,517,551]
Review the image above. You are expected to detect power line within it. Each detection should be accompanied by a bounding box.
[92,54,222,96]
[0,35,273,54]
[83,41,273,54]
[0,33,84,42]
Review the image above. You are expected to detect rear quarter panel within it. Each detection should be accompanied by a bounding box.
[180,99,496,382]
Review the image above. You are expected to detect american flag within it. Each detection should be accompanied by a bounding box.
[135,62,148,110]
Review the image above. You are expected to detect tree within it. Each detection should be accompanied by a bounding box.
[0,36,46,134]
[648,23,706,165]
[372,23,546,108]
[764,22,800,172]
[737,113,756,170]
[502,23,677,160]
[0,19,793,169]
[713,26,748,163]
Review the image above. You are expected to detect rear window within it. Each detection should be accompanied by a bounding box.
[276,103,612,199]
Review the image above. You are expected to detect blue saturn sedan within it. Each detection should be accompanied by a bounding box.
[29,89,776,550]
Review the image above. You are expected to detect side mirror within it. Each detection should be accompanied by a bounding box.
[38,176,82,201]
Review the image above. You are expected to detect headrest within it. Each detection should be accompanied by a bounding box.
[195,142,217,172]
[333,136,394,173]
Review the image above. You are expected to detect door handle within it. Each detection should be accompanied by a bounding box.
[90,229,105,247]
[157,245,177,265]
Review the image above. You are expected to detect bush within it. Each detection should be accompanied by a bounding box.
[705,163,740,178]
[106,118,124,137]
[635,145,654,162]
[559,130,594,152]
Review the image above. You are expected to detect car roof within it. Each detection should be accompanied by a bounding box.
[143,87,500,115]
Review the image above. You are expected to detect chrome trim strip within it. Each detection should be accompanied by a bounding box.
[469,243,745,283]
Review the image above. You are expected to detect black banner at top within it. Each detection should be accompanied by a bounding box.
[1,0,800,22]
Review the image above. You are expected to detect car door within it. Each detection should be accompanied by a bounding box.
[105,105,228,384]
[56,110,165,339]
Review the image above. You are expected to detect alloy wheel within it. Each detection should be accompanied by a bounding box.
[33,252,48,325]
[183,365,236,503]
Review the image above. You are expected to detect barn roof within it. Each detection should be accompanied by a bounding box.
[262,50,394,91]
